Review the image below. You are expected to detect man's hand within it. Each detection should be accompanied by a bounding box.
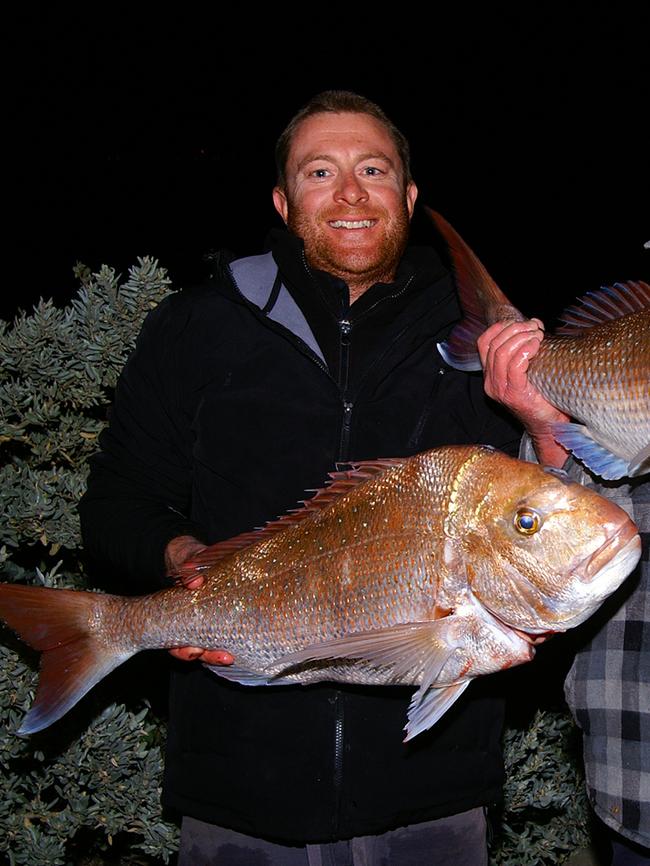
[165,534,209,581]
[165,534,235,666]
[477,318,569,468]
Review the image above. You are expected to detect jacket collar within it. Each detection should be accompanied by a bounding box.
[266,228,447,320]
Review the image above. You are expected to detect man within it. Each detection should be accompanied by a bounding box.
[479,319,649,865]
[80,91,523,865]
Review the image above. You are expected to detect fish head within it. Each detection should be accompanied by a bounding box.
[456,453,641,636]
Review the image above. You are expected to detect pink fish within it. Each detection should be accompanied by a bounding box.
[429,208,650,480]
[0,445,641,740]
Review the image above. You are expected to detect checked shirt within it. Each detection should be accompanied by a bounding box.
[563,465,649,849]
[520,437,649,848]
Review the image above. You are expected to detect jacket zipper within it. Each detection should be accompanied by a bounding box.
[333,315,353,832]
[332,694,345,832]
[338,317,353,461]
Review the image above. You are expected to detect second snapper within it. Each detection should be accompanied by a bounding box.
[429,208,650,481]
[0,445,641,741]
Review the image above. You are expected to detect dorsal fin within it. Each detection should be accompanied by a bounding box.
[555,281,650,335]
[177,457,408,578]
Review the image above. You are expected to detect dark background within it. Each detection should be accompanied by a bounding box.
[8,6,649,324]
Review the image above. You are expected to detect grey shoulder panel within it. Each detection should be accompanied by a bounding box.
[229,253,325,363]
[229,253,278,308]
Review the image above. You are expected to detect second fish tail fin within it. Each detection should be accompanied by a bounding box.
[426,207,524,370]
[0,583,135,734]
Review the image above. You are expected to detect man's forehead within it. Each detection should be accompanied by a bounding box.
[288,112,399,165]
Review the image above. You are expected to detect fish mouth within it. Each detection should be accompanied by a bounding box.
[574,523,641,583]
[512,628,555,646]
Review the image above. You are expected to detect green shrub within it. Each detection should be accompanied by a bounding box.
[0,260,178,865]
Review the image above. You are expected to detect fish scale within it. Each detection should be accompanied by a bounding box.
[528,311,650,462]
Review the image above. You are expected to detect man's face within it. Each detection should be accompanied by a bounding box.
[273,112,418,288]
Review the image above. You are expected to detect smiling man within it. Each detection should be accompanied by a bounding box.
[80,91,523,865]
[273,110,418,301]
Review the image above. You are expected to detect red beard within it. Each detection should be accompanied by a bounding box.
[286,200,412,292]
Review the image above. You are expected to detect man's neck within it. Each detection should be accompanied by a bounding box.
[320,265,399,305]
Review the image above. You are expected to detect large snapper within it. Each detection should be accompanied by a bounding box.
[0,445,641,740]
[429,208,650,480]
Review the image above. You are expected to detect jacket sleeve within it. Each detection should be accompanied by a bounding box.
[79,295,207,589]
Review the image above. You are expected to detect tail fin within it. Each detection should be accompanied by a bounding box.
[0,583,134,734]
[425,208,524,370]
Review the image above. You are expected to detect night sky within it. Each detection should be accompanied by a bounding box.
[9,7,649,324]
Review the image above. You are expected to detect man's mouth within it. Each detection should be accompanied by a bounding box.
[328,219,377,229]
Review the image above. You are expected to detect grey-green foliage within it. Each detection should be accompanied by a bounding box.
[0,260,178,865]
[490,708,591,865]
[0,259,592,865]
[1,260,172,561]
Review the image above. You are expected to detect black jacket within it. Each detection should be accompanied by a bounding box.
[79,229,521,843]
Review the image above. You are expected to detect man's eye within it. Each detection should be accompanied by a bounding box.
[363,167,383,176]
[311,169,330,178]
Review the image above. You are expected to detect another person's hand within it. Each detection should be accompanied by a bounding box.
[477,318,569,468]
[165,534,235,667]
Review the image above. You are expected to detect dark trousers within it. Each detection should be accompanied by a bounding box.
[610,832,650,866]
[178,807,488,866]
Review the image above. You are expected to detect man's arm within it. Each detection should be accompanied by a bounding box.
[79,297,233,665]
[477,318,569,468]
[79,299,208,585]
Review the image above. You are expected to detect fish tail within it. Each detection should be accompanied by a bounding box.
[0,583,134,735]
[426,208,524,371]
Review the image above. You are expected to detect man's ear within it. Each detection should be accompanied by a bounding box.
[272,187,289,224]
[406,182,418,219]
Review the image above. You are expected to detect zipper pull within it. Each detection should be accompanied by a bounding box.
[339,319,352,341]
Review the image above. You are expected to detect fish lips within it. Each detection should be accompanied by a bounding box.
[575,521,641,583]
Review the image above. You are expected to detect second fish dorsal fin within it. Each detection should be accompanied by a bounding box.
[177,457,408,578]
[555,280,650,335]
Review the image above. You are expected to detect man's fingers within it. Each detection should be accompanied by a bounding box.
[201,649,235,665]
[477,319,543,363]
[484,333,543,399]
[180,574,205,590]
[169,646,234,665]
[169,647,203,661]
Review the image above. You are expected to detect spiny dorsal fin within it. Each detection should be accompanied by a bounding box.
[556,280,650,335]
[177,457,408,577]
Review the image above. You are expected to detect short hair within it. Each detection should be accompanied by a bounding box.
[275,90,412,189]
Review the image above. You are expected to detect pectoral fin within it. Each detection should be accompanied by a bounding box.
[277,620,463,688]
[552,422,631,480]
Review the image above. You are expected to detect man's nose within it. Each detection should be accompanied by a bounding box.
[333,171,369,205]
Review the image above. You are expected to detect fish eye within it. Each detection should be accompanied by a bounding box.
[514,508,542,535]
